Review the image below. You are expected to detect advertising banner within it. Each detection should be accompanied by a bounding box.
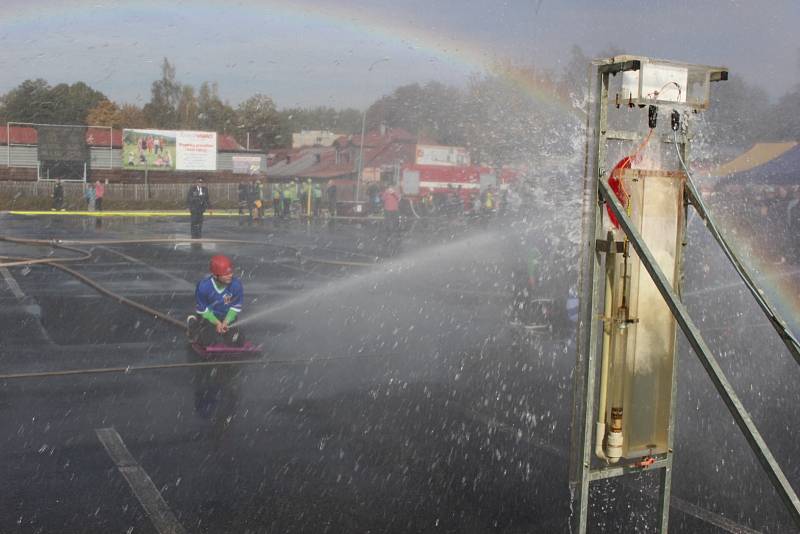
[232,155,263,174]
[415,144,470,167]
[175,131,217,171]
[122,129,217,171]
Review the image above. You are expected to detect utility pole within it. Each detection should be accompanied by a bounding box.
[356,57,390,204]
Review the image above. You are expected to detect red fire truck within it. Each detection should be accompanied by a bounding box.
[400,163,519,212]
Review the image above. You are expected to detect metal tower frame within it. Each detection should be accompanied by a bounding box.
[569,56,800,533]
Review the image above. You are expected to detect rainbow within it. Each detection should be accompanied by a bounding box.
[724,230,800,334]
[0,0,578,115]
[697,202,800,335]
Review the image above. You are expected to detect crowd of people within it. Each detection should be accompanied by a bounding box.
[49,176,516,235]
[49,179,107,212]
[266,179,337,220]
[192,177,515,233]
[185,176,523,238]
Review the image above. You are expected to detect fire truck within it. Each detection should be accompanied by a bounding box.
[400,162,519,212]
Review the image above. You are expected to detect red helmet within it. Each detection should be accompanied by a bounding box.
[210,255,233,276]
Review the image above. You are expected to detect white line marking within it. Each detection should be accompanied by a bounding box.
[1,267,56,344]
[95,428,186,534]
[1,267,25,298]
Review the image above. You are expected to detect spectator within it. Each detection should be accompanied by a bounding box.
[272,184,281,218]
[52,179,64,211]
[254,180,264,220]
[313,181,322,217]
[94,180,105,212]
[283,181,295,218]
[238,181,252,226]
[327,180,338,217]
[368,184,382,214]
[84,183,96,211]
[381,186,400,233]
[300,180,310,216]
[483,187,495,213]
[187,178,211,238]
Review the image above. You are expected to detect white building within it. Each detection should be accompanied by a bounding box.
[292,130,340,148]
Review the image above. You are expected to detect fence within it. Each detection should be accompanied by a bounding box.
[0,181,241,204]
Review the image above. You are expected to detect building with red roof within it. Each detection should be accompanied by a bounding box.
[0,124,260,182]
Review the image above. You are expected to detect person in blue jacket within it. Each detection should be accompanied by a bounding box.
[187,255,244,347]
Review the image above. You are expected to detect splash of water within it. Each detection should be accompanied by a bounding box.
[237,229,503,327]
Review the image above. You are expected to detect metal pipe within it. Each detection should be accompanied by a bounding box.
[595,235,615,462]
[356,109,366,202]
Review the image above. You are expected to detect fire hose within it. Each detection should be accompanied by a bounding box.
[0,235,381,378]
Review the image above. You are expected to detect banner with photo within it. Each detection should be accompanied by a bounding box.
[122,129,217,171]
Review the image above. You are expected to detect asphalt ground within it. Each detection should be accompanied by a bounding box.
[0,211,797,533]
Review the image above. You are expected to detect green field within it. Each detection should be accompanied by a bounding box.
[121,140,177,171]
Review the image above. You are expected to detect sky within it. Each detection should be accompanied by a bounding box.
[0,0,798,110]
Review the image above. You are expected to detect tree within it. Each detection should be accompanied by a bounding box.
[1,79,53,123]
[279,106,362,134]
[143,58,181,128]
[462,64,573,167]
[236,94,282,149]
[765,88,800,141]
[56,82,107,124]
[336,108,363,134]
[197,82,237,134]
[365,81,467,145]
[177,85,198,130]
[696,75,771,149]
[117,104,147,129]
[86,99,121,128]
[0,79,105,125]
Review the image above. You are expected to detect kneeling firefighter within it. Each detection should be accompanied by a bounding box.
[187,255,244,347]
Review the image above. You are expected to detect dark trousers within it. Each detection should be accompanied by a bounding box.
[282,198,291,218]
[191,314,244,347]
[95,197,103,211]
[53,197,63,210]
[384,210,399,232]
[238,201,253,225]
[190,210,205,238]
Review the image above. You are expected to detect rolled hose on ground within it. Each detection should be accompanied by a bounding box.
[0,237,186,330]
[0,236,379,268]
[0,352,395,380]
[0,235,378,333]
[0,234,394,378]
